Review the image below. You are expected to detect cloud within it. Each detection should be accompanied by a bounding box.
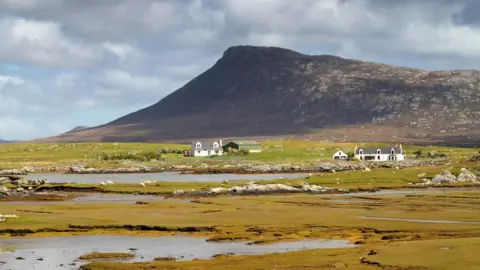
[0,17,100,67]
[0,0,480,140]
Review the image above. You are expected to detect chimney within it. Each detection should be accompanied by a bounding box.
[219,140,223,146]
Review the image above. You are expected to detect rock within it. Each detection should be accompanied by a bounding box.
[0,186,9,195]
[0,169,27,175]
[15,257,25,260]
[469,152,480,162]
[457,168,477,182]
[364,167,371,172]
[173,190,185,195]
[0,177,9,185]
[432,170,457,184]
[417,173,426,178]
[16,187,25,192]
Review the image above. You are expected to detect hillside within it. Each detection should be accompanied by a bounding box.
[62,126,91,134]
[35,45,480,146]
[0,139,11,144]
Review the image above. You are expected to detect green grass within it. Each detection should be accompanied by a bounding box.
[0,142,187,168]
[0,140,477,169]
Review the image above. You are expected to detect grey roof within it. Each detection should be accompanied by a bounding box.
[356,146,402,155]
[191,140,222,150]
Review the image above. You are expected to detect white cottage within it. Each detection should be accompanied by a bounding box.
[191,140,223,157]
[354,145,405,161]
[332,151,348,160]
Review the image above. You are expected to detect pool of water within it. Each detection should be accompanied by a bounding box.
[5,193,192,205]
[28,172,310,184]
[0,235,355,270]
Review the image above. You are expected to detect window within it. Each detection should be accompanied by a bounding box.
[359,150,363,155]
[377,156,380,160]
[391,149,395,155]
[377,149,381,154]
[213,142,219,148]
[197,150,200,154]
[215,150,219,153]
[195,142,201,148]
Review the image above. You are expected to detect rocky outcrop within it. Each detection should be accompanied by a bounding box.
[469,152,480,162]
[0,214,18,223]
[457,168,478,182]
[0,176,49,186]
[0,186,9,197]
[179,181,343,196]
[432,170,457,184]
[422,168,478,185]
[0,169,26,175]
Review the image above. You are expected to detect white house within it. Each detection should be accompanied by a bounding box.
[333,151,348,160]
[354,145,405,161]
[191,140,223,157]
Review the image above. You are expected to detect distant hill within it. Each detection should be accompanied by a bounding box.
[0,139,13,144]
[33,45,480,146]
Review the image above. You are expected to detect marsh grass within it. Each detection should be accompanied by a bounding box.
[79,252,135,260]
[2,188,480,269]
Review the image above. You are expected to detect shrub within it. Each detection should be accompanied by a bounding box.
[99,151,162,161]
[226,148,249,156]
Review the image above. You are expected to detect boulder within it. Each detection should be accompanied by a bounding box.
[469,153,480,162]
[173,190,185,195]
[0,186,9,197]
[457,168,478,182]
[417,173,426,178]
[432,170,457,184]
[0,177,9,185]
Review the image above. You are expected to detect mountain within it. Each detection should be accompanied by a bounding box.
[35,45,480,146]
[0,139,11,144]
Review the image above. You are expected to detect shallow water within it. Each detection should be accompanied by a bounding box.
[0,235,355,270]
[360,216,480,224]
[29,172,310,184]
[6,193,192,205]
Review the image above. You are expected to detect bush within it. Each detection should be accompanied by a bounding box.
[99,151,162,161]
[159,148,185,154]
[226,148,249,156]
[412,149,447,159]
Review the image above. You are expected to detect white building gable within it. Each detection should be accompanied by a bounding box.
[191,140,223,157]
[354,145,405,161]
[333,151,348,160]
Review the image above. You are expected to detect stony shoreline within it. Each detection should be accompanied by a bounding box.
[0,159,448,175]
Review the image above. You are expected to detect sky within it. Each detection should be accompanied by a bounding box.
[1,0,480,140]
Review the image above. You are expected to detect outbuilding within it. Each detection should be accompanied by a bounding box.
[222,141,262,153]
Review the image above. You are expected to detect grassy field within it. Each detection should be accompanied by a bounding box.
[2,190,480,269]
[0,140,478,169]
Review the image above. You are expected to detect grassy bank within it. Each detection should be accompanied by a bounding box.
[0,140,477,169]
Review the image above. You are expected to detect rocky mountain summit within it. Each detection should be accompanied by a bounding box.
[36,45,480,145]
